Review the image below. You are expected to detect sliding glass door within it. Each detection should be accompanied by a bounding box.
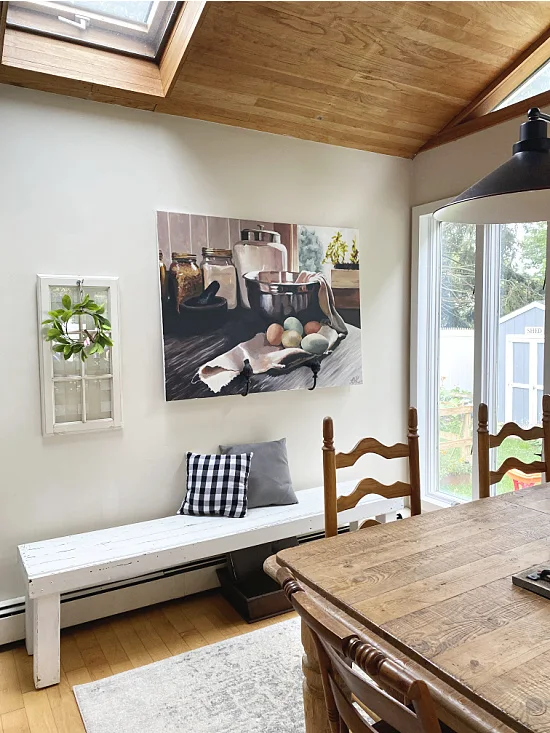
[412,202,549,504]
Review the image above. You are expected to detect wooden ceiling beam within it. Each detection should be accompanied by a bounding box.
[418,88,550,154]
[159,0,208,97]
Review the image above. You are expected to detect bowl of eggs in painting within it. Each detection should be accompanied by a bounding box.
[266,317,329,355]
[244,271,322,324]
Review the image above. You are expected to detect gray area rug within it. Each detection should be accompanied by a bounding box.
[74,617,304,733]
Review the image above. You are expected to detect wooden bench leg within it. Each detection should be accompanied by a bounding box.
[33,593,60,689]
[25,595,34,655]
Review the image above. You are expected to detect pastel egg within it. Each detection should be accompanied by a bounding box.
[301,333,329,355]
[283,317,303,335]
[281,330,302,348]
[304,321,321,335]
[266,323,284,346]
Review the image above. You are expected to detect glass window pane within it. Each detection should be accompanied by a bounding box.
[66,2,154,23]
[53,352,80,377]
[49,285,80,333]
[86,379,112,420]
[495,221,546,493]
[54,380,82,423]
[439,223,476,501]
[7,1,177,59]
[494,59,550,111]
[82,285,110,332]
[85,349,111,376]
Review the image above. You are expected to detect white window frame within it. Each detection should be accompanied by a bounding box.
[37,275,123,436]
[412,200,550,504]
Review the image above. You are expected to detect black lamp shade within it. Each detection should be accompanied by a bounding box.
[434,110,550,224]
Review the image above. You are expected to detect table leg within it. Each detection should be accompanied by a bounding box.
[33,593,60,689]
[301,619,331,733]
[25,595,34,655]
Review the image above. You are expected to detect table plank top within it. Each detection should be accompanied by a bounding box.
[276,485,550,733]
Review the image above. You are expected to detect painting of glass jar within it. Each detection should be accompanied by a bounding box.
[157,210,362,401]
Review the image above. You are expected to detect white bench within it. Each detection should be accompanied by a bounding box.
[18,483,403,688]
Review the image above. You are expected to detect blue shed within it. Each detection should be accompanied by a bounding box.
[498,301,544,427]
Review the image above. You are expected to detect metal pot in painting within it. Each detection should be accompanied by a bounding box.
[233,226,288,307]
[244,271,321,324]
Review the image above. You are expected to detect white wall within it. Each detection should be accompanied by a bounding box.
[412,106,550,206]
[0,86,412,601]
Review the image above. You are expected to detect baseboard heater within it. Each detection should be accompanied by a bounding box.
[0,526,348,644]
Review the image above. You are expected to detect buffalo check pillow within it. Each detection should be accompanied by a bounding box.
[178,452,253,518]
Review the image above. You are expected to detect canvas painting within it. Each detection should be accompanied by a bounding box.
[157,211,362,400]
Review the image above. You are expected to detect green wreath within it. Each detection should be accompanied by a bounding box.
[42,293,113,361]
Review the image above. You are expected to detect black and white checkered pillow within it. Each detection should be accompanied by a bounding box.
[179,452,253,518]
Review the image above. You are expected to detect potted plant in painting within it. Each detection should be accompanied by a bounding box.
[323,232,360,289]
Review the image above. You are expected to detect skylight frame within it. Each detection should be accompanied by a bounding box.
[493,57,550,113]
[6,0,182,61]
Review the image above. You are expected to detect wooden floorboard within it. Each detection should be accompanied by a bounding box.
[0,591,295,732]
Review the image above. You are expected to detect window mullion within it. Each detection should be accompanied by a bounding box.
[472,224,501,499]
[411,214,441,499]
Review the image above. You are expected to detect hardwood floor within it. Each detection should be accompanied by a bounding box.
[0,591,296,732]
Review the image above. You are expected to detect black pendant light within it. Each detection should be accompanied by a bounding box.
[434,108,550,224]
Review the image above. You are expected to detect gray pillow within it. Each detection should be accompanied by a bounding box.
[220,438,297,509]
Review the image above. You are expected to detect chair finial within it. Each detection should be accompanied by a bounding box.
[408,406,418,437]
[478,403,489,432]
[323,416,334,450]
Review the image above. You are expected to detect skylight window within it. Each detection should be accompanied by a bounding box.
[6,1,180,59]
[493,58,550,112]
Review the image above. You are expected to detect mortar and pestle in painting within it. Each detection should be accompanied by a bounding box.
[180,281,228,334]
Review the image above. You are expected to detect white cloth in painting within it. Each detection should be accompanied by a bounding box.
[198,271,347,394]
[294,271,348,335]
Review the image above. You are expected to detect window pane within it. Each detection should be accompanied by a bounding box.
[85,349,111,376]
[495,222,546,494]
[66,2,154,23]
[7,1,177,59]
[54,380,82,423]
[49,285,80,333]
[494,59,550,111]
[439,223,476,501]
[53,352,80,377]
[82,285,110,331]
[86,379,112,420]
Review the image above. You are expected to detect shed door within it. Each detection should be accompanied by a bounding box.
[505,335,544,427]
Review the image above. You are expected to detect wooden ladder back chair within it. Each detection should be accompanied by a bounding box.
[323,408,421,538]
[477,395,550,499]
[277,567,443,733]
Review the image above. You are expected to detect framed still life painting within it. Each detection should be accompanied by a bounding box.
[157,211,363,400]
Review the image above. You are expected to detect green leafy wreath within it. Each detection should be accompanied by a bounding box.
[42,293,113,361]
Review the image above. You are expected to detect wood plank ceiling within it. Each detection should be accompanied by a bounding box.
[2,2,550,158]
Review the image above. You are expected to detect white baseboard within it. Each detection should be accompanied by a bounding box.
[0,562,223,647]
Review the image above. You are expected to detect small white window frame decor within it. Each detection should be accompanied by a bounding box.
[37,275,123,436]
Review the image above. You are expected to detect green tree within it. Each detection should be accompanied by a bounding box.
[441,223,476,328]
[500,222,546,315]
[298,227,323,272]
[440,221,547,327]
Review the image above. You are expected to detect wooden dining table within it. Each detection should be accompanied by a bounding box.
[266,484,550,733]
